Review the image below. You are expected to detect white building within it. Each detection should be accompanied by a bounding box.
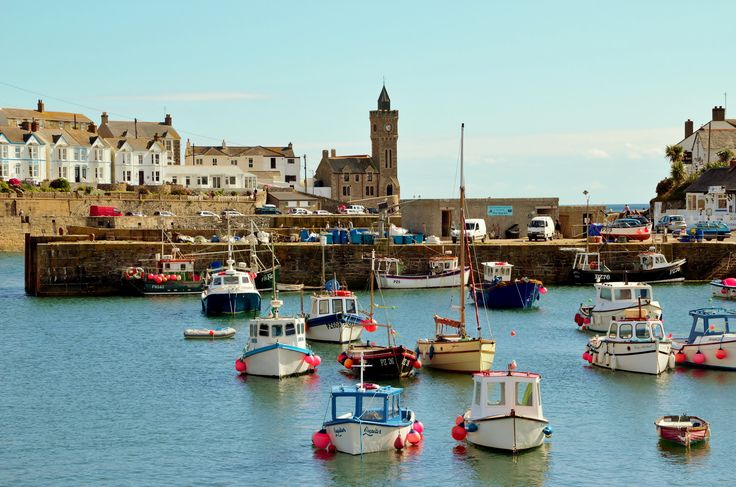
[0,126,47,182]
[163,166,257,192]
[108,137,168,185]
[675,106,736,176]
[185,140,300,186]
[43,128,112,184]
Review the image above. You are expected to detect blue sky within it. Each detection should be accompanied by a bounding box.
[2,1,735,204]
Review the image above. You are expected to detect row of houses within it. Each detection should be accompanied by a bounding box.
[0,100,300,193]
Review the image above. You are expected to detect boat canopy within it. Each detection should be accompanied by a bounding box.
[481,262,513,283]
[687,308,736,343]
[470,370,544,421]
[329,384,406,424]
[638,252,668,271]
[607,319,665,341]
[311,294,358,316]
[595,282,651,302]
[248,317,306,349]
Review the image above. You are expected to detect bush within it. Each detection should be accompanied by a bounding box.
[656,178,674,195]
[49,178,71,191]
[170,187,190,196]
[0,181,11,193]
[138,186,150,195]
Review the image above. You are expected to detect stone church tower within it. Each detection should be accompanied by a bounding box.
[370,85,400,197]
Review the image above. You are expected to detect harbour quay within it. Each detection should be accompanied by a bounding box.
[24,233,735,296]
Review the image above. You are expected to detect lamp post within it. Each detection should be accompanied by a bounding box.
[583,190,590,238]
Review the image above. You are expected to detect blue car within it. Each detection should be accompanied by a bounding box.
[687,221,731,241]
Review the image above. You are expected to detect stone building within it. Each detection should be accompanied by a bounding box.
[184,141,300,186]
[98,112,181,166]
[314,85,400,202]
[675,106,736,176]
[0,99,94,132]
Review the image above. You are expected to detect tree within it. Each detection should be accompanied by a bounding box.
[49,178,71,191]
[670,161,685,181]
[717,148,734,164]
[665,145,685,181]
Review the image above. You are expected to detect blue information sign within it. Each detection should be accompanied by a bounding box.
[487,206,513,216]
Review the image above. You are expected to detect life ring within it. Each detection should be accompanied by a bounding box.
[126,267,136,278]
[334,290,351,297]
[133,267,144,279]
[363,383,379,390]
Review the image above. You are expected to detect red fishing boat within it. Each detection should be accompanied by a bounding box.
[655,415,710,446]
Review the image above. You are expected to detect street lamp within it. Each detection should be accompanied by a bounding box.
[583,190,590,237]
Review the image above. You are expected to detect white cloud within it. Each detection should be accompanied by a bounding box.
[99,91,268,102]
[584,148,610,159]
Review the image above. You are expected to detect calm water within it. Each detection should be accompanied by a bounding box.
[1,253,734,486]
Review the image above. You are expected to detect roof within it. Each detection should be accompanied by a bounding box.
[98,120,180,139]
[0,107,92,124]
[321,155,377,173]
[378,85,391,110]
[0,126,47,144]
[105,137,165,152]
[684,166,736,193]
[268,191,318,201]
[37,128,107,148]
[190,144,295,158]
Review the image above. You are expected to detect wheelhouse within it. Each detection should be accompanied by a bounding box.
[249,318,306,347]
[638,252,667,271]
[607,319,666,341]
[310,293,358,316]
[211,272,253,287]
[374,257,402,275]
[328,385,410,424]
[687,308,736,343]
[481,262,513,283]
[470,371,544,420]
[430,256,459,275]
[595,282,652,304]
[573,252,607,271]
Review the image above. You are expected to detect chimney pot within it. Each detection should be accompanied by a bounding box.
[37,99,44,112]
[88,121,97,134]
[322,149,328,158]
[713,106,726,122]
[685,119,694,138]
[164,113,172,126]
[330,148,336,157]
[30,120,38,132]
[101,112,108,125]
[20,121,30,130]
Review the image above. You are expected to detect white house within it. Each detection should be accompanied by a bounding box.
[163,166,257,192]
[0,126,47,182]
[43,128,112,184]
[674,106,736,176]
[108,137,168,185]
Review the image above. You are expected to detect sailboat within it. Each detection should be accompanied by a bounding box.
[416,123,496,372]
[337,251,421,379]
[201,220,261,315]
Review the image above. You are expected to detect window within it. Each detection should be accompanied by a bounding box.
[230,159,237,166]
[619,324,633,339]
[486,382,505,405]
[355,175,359,182]
[121,152,129,164]
[318,299,329,315]
[599,287,612,300]
[0,164,7,177]
[212,158,217,166]
[285,323,296,336]
[259,324,269,336]
[165,140,172,151]
[29,164,38,177]
[285,175,296,183]
[271,325,283,337]
[270,157,276,169]
[0,144,7,158]
[474,382,481,405]
[185,176,191,186]
[288,158,294,164]
[171,177,177,185]
[229,176,236,185]
[154,171,160,182]
[635,323,650,339]
[332,299,344,313]
[152,154,160,165]
[652,323,664,340]
[614,289,632,300]
[366,186,374,196]
[197,176,208,185]
[138,154,144,165]
[342,186,351,196]
[343,174,349,182]
[81,167,87,179]
[516,382,534,406]
[195,158,203,165]
[58,148,67,160]
[346,299,356,313]
[367,174,372,182]
[15,146,21,158]
[687,194,697,211]
[29,146,38,159]
[718,194,727,210]
[248,158,253,168]
[608,323,618,338]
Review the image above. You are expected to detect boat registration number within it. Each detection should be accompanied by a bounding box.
[595,274,611,281]
[379,357,396,366]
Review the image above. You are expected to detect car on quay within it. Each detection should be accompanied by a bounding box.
[125,211,146,217]
[288,207,312,215]
[255,204,282,215]
[153,210,176,217]
[654,214,687,234]
[221,210,244,217]
[196,210,220,217]
[314,209,331,215]
[687,221,732,241]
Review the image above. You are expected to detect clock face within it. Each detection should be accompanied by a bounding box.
[384,124,392,132]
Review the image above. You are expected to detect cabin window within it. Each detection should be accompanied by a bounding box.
[346,299,357,313]
[615,289,632,300]
[516,382,534,407]
[224,276,239,285]
[389,395,400,418]
[635,323,650,339]
[474,383,481,405]
[706,318,727,334]
[486,382,505,405]
[652,323,664,340]
[636,288,650,299]
[619,324,633,339]
[258,324,269,337]
[360,395,385,421]
[319,300,329,315]
[333,396,355,420]
[285,323,296,336]
[214,277,223,286]
[271,325,283,337]
[298,322,304,334]
[600,288,612,300]
[608,323,618,338]
[250,324,256,337]
[332,299,344,314]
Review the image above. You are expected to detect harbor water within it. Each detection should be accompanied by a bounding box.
[2,253,734,486]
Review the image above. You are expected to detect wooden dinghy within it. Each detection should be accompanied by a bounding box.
[183,327,237,339]
[655,415,710,446]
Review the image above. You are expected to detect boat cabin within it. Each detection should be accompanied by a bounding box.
[606,319,666,342]
[573,252,609,272]
[686,308,736,343]
[159,257,195,274]
[328,384,410,424]
[374,257,403,276]
[637,251,669,271]
[210,270,254,288]
[429,256,460,275]
[311,292,358,317]
[470,370,544,420]
[248,317,307,349]
[481,262,513,283]
[594,282,652,306]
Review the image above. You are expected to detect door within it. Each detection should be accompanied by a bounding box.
[212,176,221,189]
[138,171,145,185]
[441,209,452,237]
[74,166,81,183]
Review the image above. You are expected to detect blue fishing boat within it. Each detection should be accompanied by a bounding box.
[472,261,544,310]
[306,279,366,343]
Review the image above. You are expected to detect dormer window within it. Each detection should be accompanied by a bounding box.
[58,148,67,160]
[344,174,349,182]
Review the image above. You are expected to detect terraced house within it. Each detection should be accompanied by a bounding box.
[0,125,47,182]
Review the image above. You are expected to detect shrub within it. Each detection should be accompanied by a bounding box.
[655,178,673,195]
[49,178,71,191]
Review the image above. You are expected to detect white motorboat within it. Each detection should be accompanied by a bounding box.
[575,282,661,333]
[305,288,365,343]
[672,308,736,370]
[583,318,675,374]
[452,361,552,453]
[375,255,470,289]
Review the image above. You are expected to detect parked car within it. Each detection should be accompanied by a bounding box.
[196,210,219,217]
[688,221,732,241]
[366,207,380,214]
[654,214,687,234]
[288,208,312,215]
[153,210,176,217]
[125,211,146,217]
[221,210,244,217]
[314,209,331,215]
[255,205,282,215]
[90,205,122,217]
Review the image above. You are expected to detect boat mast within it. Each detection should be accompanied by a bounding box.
[459,123,466,334]
[226,217,234,271]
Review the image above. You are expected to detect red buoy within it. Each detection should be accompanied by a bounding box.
[312,430,331,449]
[394,434,404,450]
[675,352,686,364]
[716,348,728,360]
[451,425,467,441]
[235,359,247,373]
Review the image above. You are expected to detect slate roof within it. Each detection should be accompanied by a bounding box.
[321,155,377,173]
[0,126,47,144]
[190,145,295,158]
[164,165,254,177]
[0,107,92,124]
[378,85,391,110]
[98,121,180,139]
[38,128,107,148]
[105,137,165,151]
[684,167,736,193]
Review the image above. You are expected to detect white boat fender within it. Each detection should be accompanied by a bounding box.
[668,353,676,370]
[610,354,617,371]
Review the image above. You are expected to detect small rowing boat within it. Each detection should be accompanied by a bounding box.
[183,327,236,339]
[655,415,710,446]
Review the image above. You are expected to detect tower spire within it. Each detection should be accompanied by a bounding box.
[378,84,391,111]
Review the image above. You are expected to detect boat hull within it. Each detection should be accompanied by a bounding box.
[323,419,413,455]
[710,281,736,299]
[202,291,261,315]
[587,339,673,374]
[184,327,236,339]
[656,416,710,446]
[673,338,736,370]
[345,346,418,379]
[125,279,204,296]
[416,338,495,372]
[376,267,470,289]
[473,280,541,309]
[242,344,313,378]
[572,265,685,285]
[579,304,662,334]
[306,313,364,343]
[600,226,651,241]
[255,267,279,291]
[467,415,548,452]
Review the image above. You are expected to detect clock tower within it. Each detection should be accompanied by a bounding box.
[370,85,399,197]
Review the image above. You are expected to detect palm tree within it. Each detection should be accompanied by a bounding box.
[665,144,685,181]
[717,148,734,164]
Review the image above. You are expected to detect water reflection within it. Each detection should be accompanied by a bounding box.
[657,439,710,465]
[316,445,425,486]
[456,442,552,486]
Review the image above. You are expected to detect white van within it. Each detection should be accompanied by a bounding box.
[451,218,487,242]
[346,204,366,214]
[527,216,555,241]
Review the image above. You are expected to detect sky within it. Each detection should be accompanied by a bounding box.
[2,0,735,205]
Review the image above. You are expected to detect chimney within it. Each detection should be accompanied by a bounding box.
[101,112,109,125]
[30,120,38,132]
[330,148,336,157]
[322,149,328,159]
[685,119,694,138]
[153,132,160,142]
[37,99,44,113]
[20,121,30,130]
[222,139,226,148]
[713,106,726,122]
[88,121,97,134]
[164,113,172,126]
[288,142,292,149]
[134,118,138,138]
